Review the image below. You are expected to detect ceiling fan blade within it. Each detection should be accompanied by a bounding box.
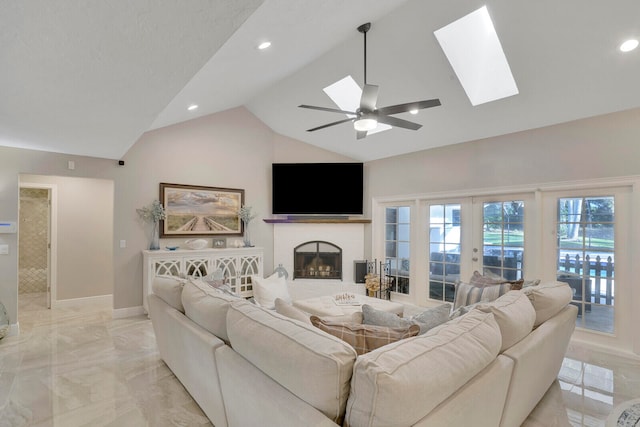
[376,115,422,130]
[376,98,441,116]
[360,84,379,112]
[306,117,354,132]
[299,105,356,115]
[356,130,368,140]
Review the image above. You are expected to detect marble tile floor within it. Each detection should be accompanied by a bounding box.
[1,293,639,427]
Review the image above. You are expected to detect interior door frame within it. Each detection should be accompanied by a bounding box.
[19,182,58,308]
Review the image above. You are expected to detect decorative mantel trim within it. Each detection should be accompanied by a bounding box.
[263,218,371,224]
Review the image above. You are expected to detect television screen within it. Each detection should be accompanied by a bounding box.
[272,163,363,215]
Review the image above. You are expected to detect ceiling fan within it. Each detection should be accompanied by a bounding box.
[299,22,441,140]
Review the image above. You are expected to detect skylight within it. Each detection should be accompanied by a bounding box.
[434,5,518,106]
[322,76,391,135]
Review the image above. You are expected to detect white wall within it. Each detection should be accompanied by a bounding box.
[0,106,354,326]
[20,174,114,300]
[365,108,640,200]
[114,107,355,312]
[0,147,118,324]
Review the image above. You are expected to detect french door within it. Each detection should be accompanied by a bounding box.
[427,194,533,303]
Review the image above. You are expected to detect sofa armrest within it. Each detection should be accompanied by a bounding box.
[216,346,339,427]
[499,304,577,427]
[148,294,228,427]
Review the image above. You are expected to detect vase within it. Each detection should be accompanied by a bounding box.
[243,222,252,247]
[150,222,160,250]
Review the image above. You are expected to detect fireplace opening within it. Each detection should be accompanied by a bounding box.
[294,241,342,280]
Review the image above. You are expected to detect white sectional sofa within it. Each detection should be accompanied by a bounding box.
[148,277,577,427]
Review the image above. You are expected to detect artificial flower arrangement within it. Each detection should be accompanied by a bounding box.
[365,273,381,294]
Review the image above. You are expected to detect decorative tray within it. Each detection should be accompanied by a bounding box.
[332,293,361,306]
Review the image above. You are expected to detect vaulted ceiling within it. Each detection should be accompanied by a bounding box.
[2,0,639,161]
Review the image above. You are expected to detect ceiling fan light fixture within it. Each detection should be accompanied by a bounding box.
[620,39,638,52]
[354,118,377,131]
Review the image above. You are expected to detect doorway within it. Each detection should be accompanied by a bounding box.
[18,184,55,309]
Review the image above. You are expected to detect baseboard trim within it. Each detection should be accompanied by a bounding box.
[4,322,20,338]
[570,337,640,361]
[52,294,112,308]
[112,306,145,319]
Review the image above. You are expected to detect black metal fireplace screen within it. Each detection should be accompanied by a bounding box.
[293,241,342,280]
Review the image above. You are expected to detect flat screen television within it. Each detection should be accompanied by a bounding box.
[272,162,363,216]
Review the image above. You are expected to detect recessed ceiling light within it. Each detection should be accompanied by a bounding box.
[258,41,271,50]
[409,109,418,115]
[187,104,198,111]
[620,39,639,52]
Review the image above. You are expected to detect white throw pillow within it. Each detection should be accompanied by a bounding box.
[251,273,291,309]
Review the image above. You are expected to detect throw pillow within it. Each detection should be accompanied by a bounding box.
[453,281,511,311]
[310,316,420,355]
[362,303,451,335]
[251,273,291,309]
[274,298,311,324]
[468,270,524,290]
[361,304,412,329]
[410,303,452,334]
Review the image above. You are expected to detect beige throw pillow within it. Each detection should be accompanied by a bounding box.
[310,316,419,355]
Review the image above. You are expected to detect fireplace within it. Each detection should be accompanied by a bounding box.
[294,241,342,280]
[272,222,365,285]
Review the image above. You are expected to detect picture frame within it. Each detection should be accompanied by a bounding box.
[212,238,227,249]
[159,183,244,237]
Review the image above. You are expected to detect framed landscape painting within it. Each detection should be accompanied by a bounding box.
[159,183,244,237]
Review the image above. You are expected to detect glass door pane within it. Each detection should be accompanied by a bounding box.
[482,200,524,280]
[557,196,615,333]
[428,203,461,302]
[385,206,410,294]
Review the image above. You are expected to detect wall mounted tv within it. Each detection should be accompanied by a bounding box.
[272,162,364,216]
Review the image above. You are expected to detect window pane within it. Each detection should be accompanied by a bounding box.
[398,206,411,223]
[482,200,524,281]
[429,203,461,303]
[557,196,614,334]
[385,205,411,295]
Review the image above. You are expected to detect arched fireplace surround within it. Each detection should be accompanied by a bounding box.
[293,240,342,280]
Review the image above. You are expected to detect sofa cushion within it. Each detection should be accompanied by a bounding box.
[181,278,238,343]
[310,316,420,355]
[345,310,502,427]
[274,297,312,324]
[152,275,187,312]
[453,281,511,311]
[522,281,573,326]
[362,303,450,335]
[251,273,291,309]
[476,290,536,352]
[227,300,357,424]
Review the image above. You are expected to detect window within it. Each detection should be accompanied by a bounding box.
[556,196,615,333]
[385,206,411,294]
